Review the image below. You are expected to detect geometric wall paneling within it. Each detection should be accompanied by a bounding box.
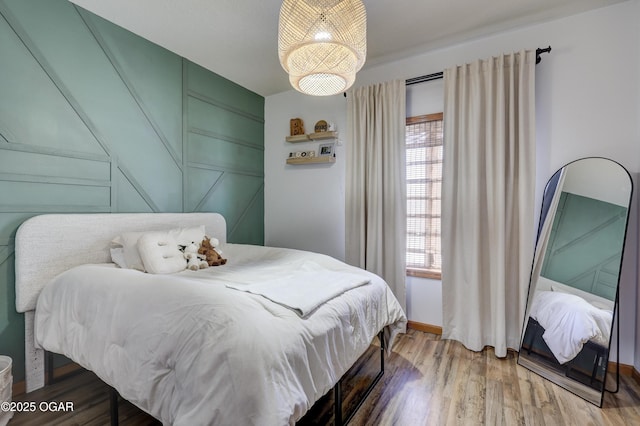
[187,96,264,150]
[541,192,628,301]
[78,9,184,165]
[0,180,111,212]
[0,213,39,243]
[4,0,183,213]
[116,158,182,213]
[0,0,264,382]
[112,165,155,213]
[0,148,110,182]
[227,185,264,245]
[0,252,24,390]
[195,173,264,238]
[0,10,106,156]
[0,245,9,268]
[187,132,263,176]
[186,61,265,121]
[184,59,264,245]
[184,166,224,213]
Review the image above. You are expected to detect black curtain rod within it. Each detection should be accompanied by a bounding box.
[405,46,552,86]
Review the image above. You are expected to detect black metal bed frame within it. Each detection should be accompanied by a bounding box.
[334,331,385,426]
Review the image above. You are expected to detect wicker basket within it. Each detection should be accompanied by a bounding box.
[0,356,13,426]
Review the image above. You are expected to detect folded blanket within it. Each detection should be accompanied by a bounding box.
[226,271,370,317]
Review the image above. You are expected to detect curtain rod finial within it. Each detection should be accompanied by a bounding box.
[535,46,552,64]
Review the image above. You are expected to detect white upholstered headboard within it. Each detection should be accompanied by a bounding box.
[15,213,227,313]
[16,213,227,392]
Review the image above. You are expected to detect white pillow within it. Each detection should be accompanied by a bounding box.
[111,232,145,272]
[137,232,186,274]
[169,225,206,246]
[550,284,614,311]
[590,300,614,311]
[110,247,127,269]
[111,226,206,271]
[111,231,146,271]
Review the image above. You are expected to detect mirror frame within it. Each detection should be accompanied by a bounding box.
[517,157,633,407]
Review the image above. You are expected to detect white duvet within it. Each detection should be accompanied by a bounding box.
[528,290,612,364]
[34,244,406,425]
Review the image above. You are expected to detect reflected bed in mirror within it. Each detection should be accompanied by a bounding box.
[518,157,632,407]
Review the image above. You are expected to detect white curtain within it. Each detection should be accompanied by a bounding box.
[346,80,407,314]
[442,50,536,357]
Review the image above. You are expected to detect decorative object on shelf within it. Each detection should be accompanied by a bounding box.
[318,142,335,157]
[289,150,316,159]
[278,0,367,96]
[290,118,305,136]
[314,120,328,133]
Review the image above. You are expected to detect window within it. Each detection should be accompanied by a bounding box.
[406,113,443,279]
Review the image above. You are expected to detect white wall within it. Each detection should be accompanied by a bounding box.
[265,1,640,365]
[264,92,347,261]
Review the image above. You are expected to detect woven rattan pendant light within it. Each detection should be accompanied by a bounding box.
[278,0,366,96]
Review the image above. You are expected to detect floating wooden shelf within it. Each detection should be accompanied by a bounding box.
[285,131,337,143]
[309,131,337,140]
[285,134,310,143]
[286,156,336,165]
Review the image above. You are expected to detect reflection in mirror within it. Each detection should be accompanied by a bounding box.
[518,157,632,407]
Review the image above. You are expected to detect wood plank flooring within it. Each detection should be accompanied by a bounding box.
[9,329,640,425]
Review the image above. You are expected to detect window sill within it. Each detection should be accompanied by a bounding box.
[406,268,441,280]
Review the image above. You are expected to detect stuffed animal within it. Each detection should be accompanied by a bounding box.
[183,242,208,270]
[198,236,227,266]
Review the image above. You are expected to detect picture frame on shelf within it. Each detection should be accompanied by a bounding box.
[318,143,334,157]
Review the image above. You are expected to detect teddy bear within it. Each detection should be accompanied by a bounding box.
[183,242,208,270]
[198,236,227,266]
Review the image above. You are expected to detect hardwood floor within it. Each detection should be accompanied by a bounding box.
[10,329,640,425]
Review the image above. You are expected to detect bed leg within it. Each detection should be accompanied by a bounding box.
[24,311,45,392]
[110,387,119,426]
[45,351,54,385]
[379,331,385,374]
[334,381,343,426]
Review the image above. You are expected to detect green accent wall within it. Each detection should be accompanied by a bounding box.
[0,0,264,382]
[541,192,627,300]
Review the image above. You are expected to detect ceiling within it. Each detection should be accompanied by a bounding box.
[68,0,625,97]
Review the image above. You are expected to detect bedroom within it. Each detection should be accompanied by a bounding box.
[1,0,639,424]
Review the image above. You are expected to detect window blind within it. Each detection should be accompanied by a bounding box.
[406,113,443,277]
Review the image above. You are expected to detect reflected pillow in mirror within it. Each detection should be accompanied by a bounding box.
[550,284,614,311]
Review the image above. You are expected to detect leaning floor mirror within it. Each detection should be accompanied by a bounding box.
[518,157,632,407]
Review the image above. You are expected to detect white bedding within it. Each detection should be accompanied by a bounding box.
[34,244,406,425]
[528,290,612,364]
[226,271,370,317]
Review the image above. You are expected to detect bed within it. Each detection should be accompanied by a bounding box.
[15,213,407,425]
[521,286,613,390]
[526,290,612,364]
